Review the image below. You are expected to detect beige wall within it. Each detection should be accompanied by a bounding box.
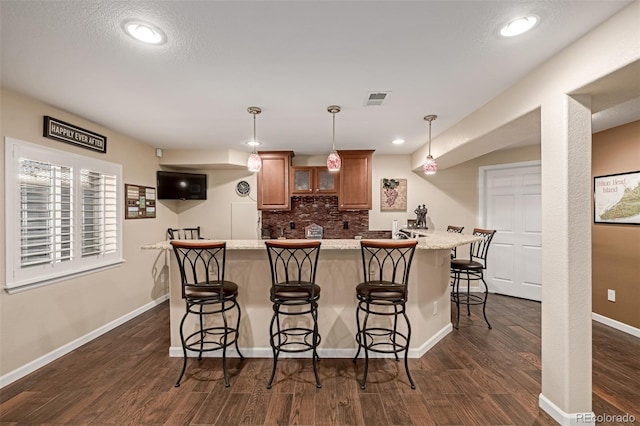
[370,145,541,233]
[592,120,640,328]
[0,89,176,377]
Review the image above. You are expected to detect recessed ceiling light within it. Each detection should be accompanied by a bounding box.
[246,140,262,147]
[500,16,538,37]
[392,139,405,145]
[123,20,167,45]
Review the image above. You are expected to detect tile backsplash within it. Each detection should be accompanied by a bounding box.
[261,196,390,239]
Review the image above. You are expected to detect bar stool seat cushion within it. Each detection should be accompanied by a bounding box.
[356,281,406,301]
[451,259,484,270]
[271,282,321,300]
[185,281,238,299]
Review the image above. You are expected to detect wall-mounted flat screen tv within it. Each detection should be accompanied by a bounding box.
[157,171,207,200]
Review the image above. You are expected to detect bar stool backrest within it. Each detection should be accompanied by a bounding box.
[167,227,202,240]
[446,225,464,258]
[468,228,496,269]
[265,240,321,289]
[360,240,417,294]
[170,240,226,299]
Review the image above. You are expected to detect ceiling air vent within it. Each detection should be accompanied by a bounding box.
[365,91,390,106]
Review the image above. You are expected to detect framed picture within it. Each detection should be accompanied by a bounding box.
[593,171,640,225]
[380,178,407,211]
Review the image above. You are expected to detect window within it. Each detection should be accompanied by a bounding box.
[5,137,123,292]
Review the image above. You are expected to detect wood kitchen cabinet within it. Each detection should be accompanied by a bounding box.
[290,166,339,195]
[257,151,293,210]
[338,150,374,210]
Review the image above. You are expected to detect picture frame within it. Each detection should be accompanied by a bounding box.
[593,170,640,225]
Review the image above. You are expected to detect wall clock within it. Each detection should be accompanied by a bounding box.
[236,180,251,197]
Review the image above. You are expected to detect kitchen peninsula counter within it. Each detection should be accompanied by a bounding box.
[142,232,480,359]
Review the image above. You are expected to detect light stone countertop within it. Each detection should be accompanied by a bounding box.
[141,231,480,251]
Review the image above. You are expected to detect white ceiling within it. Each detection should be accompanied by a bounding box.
[0,0,634,159]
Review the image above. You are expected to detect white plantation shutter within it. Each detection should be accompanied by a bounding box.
[19,159,73,267]
[81,170,117,257]
[5,137,123,292]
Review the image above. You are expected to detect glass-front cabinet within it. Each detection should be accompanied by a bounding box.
[290,166,339,195]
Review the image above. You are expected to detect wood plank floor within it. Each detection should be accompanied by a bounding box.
[1,295,638,425]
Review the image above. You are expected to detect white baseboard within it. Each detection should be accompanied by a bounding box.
[0,294,169,389]
[168,323,452,359]
[592,313,640,338]
[539,394,595,426]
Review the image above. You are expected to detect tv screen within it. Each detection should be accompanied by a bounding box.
[157,171,207,200]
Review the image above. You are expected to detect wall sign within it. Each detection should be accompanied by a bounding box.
[126,184,156,219]
[43,116,107,153]
[594,170,640,225]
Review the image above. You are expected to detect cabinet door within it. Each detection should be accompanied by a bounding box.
[315,167,339,194]
[338,150,374,210]
[290,167,314,194]
[257,151,292,210]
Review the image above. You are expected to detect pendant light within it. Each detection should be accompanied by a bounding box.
[423,114,438,175]
[247,106,262,172]
[326,105,341,172]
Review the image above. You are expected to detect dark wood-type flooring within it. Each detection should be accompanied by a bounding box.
[1,295,638,425]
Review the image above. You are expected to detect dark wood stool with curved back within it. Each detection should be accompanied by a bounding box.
[170,240,244,387]
[353,239,418,389]
[450,228,496,329]
[265,240,322,389]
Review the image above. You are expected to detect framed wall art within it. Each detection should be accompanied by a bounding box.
[593,170,640,225]
[380,178,407,212]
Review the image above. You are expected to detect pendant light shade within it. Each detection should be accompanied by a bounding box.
[247,106,262,172]
[326,105,341,172]
[423,114,438,175]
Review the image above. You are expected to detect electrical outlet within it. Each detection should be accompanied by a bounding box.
[433,301,438,316]
[607,289,616,302]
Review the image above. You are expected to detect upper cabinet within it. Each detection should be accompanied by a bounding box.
[257,151,293,210]
[256,150,373,211]
[338,150,374,210]
[290,166,339,195]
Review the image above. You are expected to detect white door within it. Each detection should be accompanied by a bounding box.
[480,162,542,301]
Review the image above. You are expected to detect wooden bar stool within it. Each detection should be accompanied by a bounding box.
[170,240,244,387]
[265,240,322,389]
[353,239,418,389]
[450,228,496,329]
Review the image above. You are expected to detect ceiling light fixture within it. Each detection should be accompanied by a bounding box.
[500,16,538,37]
[123,20,167,45]
[423,114,438,175]
[247,106,262,172]
[392,138,405,145]
[326,105,341,172]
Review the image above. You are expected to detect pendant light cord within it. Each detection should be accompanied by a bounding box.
[428,119,432,156]
[253,113,257,154]
[332,111,336,151]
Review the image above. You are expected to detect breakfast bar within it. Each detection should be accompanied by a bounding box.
[142,231,480,359]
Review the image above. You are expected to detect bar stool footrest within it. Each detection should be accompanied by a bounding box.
[355,327,409,354]
[184,327,240,353]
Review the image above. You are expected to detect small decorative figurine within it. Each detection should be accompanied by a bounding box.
[414,204,428,229]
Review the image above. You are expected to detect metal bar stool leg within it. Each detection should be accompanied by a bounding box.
[234,301,245,359]
[175,311,190,387]
[353,303,363,361]
[402,306,416,389]
[480,277,492,329]
[359,307,371,390]
[311,301,322,388]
